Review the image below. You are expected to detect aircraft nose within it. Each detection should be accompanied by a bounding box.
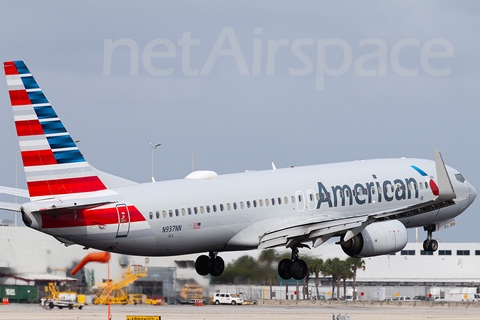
[466,181,477,201]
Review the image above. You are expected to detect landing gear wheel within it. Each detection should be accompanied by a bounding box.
[291,259,308,280]
[423,239,430,251]
[195,255,210,276]
[278,259,292,280]
[429,239,438,252]
[208,256,225,277]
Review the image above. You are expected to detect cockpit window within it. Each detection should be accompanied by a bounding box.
[455,173,465,183]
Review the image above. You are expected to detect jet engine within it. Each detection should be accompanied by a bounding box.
[341,220,407,258]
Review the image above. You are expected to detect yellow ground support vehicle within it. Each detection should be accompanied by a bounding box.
[93,265,147,305]
[179,284,203,304]
[40,283,84,310]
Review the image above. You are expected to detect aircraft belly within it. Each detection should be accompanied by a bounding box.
[152,222,241,256]
[42,221,156,255]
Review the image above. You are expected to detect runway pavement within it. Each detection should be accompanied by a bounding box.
[1,302,480,320]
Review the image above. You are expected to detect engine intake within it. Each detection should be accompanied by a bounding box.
[341,220,407,258]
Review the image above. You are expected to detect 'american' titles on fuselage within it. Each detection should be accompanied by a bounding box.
[317,176,421,208]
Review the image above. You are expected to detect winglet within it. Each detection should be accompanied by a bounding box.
[434,150,456,201]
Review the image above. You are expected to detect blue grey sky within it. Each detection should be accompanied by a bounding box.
[0,1,479,244]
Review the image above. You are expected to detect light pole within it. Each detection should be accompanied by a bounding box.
[192,149,197,172]
[149,142,161,182]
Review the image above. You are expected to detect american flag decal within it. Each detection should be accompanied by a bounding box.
[193,222,201,229]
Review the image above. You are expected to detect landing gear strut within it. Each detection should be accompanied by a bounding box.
[278,247,308,280]
[423,225,438,252]
[195,252,225,276]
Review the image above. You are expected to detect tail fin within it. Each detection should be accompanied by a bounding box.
[4,61,107,200]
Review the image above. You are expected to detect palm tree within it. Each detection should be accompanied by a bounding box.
[309,258,324,300]
[323,258,344,299]
[346,257,365,300]
[258,249,278,299]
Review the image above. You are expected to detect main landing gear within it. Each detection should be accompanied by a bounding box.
[278,247,308,280]
[195,252,225,277]
[423,225,438,252]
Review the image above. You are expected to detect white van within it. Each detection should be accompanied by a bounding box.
[213,293,244,305]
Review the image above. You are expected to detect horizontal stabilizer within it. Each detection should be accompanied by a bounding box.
[0,201,22,212]
[31,201,115,216]
[0,186,29,198]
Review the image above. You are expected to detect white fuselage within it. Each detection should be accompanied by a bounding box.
[25,158,476,257]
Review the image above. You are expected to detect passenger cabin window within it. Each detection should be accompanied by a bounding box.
[162,210,167,218]
[284,197,288,204]
[156,211,160,219]
[240,202,244,209]
[253,200,257,207]
[181,208,186,216]
[194,207,198,214]
[213,205,217,212]
[291,196,295,203]
[259,199,263,207]
[233,202,237,210]
[149,212,153,219]
[220,204,224,211]
[188,208,192,215]
[206,206,210,213]
[169,210,173,217]
[246,201,251,208]
[265,199,269,206]
[200,206,204,214]
[271,198,275,205]
[175,209,179,217]
[227,203,231,210]
[298,195,302,202]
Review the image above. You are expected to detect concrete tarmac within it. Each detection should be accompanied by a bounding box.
[1,303,480,320]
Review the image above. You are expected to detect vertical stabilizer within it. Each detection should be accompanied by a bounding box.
[4,61,107,200]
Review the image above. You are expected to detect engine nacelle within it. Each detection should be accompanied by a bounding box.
[341,220,407,258]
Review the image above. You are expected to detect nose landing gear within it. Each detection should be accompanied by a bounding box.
[278,246,308,280]
[195,252,225,276]
[423,225,438,252]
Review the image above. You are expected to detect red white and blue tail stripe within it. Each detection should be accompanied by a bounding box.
[4,61,107,200]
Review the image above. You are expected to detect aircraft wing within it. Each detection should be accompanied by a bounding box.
[0,186,29,198]
[258,150,457,250]
[258,213,371,249]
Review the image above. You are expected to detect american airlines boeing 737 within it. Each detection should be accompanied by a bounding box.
[0,61,476,280]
